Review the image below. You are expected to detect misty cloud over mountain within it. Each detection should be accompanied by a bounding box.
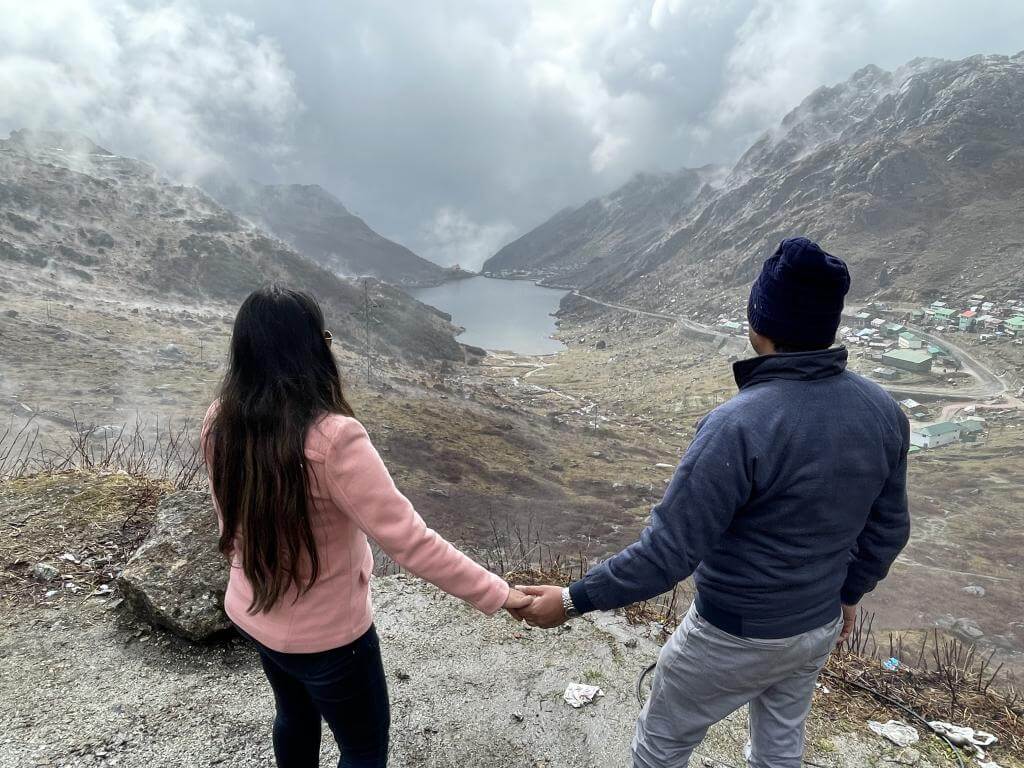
[3,0,1023,268]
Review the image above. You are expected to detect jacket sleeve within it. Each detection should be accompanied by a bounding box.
[569,407,753,614]
[840,412,911,605]
[323,416,509,615]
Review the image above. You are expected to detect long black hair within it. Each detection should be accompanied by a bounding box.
[208,285,354,613]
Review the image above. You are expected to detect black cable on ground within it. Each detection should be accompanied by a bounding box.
[636,661,657,705]
[821,671,967,768]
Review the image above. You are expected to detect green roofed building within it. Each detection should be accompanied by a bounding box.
[881,349,932,373]
[898,331,923,349]
[910,421,961,449]
[1006,316,1024,333]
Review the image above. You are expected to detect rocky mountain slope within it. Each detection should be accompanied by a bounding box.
[0,130,462,362]
[213,182,457,287]
[483,166,724,285]
[491,52,1024,310]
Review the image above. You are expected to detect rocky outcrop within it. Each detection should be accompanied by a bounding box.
[118,491,230,641]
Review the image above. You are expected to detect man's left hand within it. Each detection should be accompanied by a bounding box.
[515,584,568,628]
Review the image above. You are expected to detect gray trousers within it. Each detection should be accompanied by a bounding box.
[633,603,843,768]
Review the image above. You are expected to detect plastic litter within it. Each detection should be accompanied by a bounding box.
[868,720,920,747]
[928,721,997,758]
[563,683,605,708]
[882,656,901,671]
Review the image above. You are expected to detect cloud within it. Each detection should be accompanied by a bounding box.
[3,0,1024,268]
[419,207,517,269]
[0,0,300,182]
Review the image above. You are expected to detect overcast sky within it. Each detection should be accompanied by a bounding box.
[2,1,1023,268]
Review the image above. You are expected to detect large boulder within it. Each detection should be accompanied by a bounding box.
[118,490,230,641]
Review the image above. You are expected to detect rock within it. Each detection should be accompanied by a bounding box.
[31,562,61,582]
[158,343,185,360]
[951,617,984,641]
[595,340,606,349]
[962,585,986,597]
[426,488,450,498]
[4,309,18,318]
[118,491,230,641]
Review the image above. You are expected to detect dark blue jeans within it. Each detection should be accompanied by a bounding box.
[238,624,391,768]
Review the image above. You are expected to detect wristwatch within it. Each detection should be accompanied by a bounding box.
[562,587,580,619]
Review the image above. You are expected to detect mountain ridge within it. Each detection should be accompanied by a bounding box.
[0,131,463,362]
[212,181,459,288]
[487,51,1024,311]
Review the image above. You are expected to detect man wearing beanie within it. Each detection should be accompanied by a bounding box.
[517,237,910,768]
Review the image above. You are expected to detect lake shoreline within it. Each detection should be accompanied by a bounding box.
[410,275,568,356]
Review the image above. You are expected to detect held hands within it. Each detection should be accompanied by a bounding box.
[503,587,535,621]
[513,584,568,629]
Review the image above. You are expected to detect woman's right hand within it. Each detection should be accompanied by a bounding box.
[503,587,534,621]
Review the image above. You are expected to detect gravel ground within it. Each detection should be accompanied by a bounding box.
[0,575,948,768]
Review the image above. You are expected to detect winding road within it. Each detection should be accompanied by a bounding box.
[568,290,1019,407]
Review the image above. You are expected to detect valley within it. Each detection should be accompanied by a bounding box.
[2,47,1023,716]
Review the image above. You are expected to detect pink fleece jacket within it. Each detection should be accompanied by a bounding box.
[203,405,509,653]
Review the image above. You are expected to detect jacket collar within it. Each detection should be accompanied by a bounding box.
[732,346,848,390]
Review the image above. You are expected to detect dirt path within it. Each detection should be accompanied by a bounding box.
[571,290,726,339]
[0,575,957,768]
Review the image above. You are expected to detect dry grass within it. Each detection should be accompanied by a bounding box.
[0,470,169,604]
[821,610,1022,761]
[0,414,204,489]
[1,415,201,605]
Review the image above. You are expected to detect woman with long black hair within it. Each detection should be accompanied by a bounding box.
[202,285,532,767]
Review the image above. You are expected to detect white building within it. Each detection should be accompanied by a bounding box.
[910,421,961,449]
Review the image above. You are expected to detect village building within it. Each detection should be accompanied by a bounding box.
[899,398,929,418]
[1006,316,1024,333]
[898,331,923,349]
[931,307,958,325]
[957,418,986,441]
[873,366,899,380]
[881,348,933,373]
[717,320,743,334]
[959,310,977,331]
[910,421,961,449]
[978,314,1004,331]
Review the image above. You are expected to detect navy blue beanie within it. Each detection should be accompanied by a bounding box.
[747,237,851,349]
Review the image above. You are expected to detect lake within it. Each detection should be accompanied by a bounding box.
[411,276,567,355]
